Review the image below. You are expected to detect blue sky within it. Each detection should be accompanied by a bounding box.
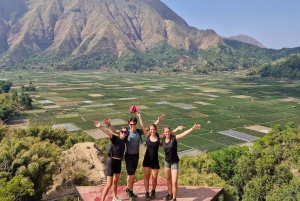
[160,0,300,49]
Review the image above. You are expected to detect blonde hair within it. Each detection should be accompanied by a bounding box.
[161,125,174,139]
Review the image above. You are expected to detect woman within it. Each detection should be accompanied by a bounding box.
[162,124,201,201]
[136,112,161,200]
[94,121,128,201]
[137,112,182,200]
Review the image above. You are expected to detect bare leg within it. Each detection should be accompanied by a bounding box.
[112,174,120,198]
[171,169,179,199]
[101,176,113,201]
[164,167,172,195]
[144,167,151,192]
[128,175,135,190]
[151,169,159,191]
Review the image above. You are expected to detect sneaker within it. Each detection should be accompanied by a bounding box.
[150,190,155,199]
[145,192,150,200]
[112,197,122,201]
[131,192,138,198]
[163,193,173,200]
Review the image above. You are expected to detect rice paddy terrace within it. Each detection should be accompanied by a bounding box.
[2,70,300,154]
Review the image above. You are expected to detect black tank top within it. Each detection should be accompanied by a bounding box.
[144,133,160,161]
[162,135,179,163]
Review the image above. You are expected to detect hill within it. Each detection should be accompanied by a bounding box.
[0,0,222,67]
[223,34,266,48]
[1,0,300,74]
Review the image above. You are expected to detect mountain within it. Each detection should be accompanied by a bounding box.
[0,0,223,67]
[223,34,266,48]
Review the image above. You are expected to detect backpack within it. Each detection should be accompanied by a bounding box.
[106,141,114,157]
[106,129,143,157]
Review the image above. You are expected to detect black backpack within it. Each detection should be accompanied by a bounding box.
[106,129,143,157]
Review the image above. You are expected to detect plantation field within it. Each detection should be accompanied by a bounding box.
[2,70,300,153]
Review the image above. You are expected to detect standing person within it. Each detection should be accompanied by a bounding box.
[137,112,184,200]
[162,124,201,201]
[94,121,128,201]
[137,111,161,200]
[104,113,165,201]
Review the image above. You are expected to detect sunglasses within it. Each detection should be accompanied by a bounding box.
[129,123,137,126]
[120,130,128,134]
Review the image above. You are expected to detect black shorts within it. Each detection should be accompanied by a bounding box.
[125,153,139,175]
[106,158,122,176]
[143,158,160,169]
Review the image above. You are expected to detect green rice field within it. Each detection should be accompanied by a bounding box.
[2,70,300,153]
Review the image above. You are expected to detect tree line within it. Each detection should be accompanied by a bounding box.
[4,40,300,77]
[0,81,33,122]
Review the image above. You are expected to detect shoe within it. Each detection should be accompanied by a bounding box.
[112,197,122,201]
[126,188,138,199]
[145,192,150,200]
[163,193,173,200]
[172,199,177,201]
[126,188,130,197]
[150,190,155,199]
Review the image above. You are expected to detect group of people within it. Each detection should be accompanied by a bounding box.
[94,111,200,201]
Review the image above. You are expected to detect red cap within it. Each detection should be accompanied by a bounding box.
[129,106,139,113]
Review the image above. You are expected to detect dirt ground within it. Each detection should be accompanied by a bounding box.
[42,142,107,200]
[245,125,271,133]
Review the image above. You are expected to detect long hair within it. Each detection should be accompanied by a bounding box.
[149,123,157,131]
[161,125,174,139]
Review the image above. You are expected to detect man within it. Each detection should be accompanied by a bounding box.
[104,113,165,200]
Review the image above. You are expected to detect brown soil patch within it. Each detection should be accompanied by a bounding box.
[43,142,106,200]
[194,101,211,105]
[56,102,78,107]
[231,95,253,99]
[137,105,149,109]
[280,97,300,102]
[85,129,110,139]
[89,94,104,97]
[44,105,61,109]
[188,111,206,117]
[245,125,271,133]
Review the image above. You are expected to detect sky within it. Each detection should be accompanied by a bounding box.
[160,0,300,49]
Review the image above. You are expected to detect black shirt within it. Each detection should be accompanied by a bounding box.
[162,135,179,163]
[111,135,126,159]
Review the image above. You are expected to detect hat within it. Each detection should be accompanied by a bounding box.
[129,106,139,113]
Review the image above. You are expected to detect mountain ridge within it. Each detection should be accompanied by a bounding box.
[0,0,223,65]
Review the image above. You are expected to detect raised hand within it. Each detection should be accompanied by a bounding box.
[103,118,111,126]
[94,121,101,128]
[193,124,201,130]
[176,126,185,130]
[158,114,165,122]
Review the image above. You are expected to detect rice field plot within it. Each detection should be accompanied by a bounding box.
[234,127,266,138]
[200,133,246,146]
[4,70,300,154]
[180,136,225,152]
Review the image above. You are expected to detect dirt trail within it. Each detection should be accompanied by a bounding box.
[43,142,107,200]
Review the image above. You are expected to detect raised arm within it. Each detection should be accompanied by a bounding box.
[154,114,165,125]
[173,126,185,133]
[104,118,119,135]
[94,121,113,139]
[175,124,201,141]
[136,112,148,136]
